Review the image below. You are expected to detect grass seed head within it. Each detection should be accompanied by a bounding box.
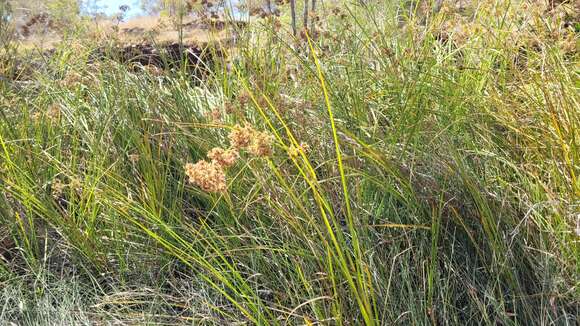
[128,154,140,164]
[47,103,61,121]
[224,101,235,114]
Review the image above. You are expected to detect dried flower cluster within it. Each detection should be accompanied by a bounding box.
[249,131,273,157]
[229,124,255,149]
[224,101,235,114]
[69,177,82,194]
[185,123,273,193]
[51,177,83,198]
[31,112,42,123]
[207,147,239,167]
[128,153,140,164]
[51,179,65,198]
[144,64,163,76]
[288,142,310,158]
[207,108,222,122]
[184,160,227,193]
[30,104,62,124]
[229,124,273,157]
[238,91,250,107]
[60,71,82,88]
[434,0,578,52]
[47,104,61,120]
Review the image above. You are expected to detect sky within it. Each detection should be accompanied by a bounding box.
[85,0,249,20]
[85,0,146,18]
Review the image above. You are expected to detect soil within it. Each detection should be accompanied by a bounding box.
[16,13,245,49]
[2,13,247,81]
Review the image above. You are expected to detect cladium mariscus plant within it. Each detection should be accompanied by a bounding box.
[0,0,578,324]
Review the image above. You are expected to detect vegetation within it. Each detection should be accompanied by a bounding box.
[0,0,578,324]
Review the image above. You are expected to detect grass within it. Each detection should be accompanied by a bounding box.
[1,0,578,324]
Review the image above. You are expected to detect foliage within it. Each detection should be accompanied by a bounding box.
[0,0,578,324]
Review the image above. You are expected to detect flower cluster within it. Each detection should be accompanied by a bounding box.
[229,124,273,157]
[69,177,82,194]
[229,124,255,149]
[184,123,273,193]
[288,142,310,158]
[184,160,227,193]
[207,108,222,122]
[51,176,83,198]
[207,147,239,168]
[51,178,65,198]
[47,103,61,121]
[249,131,273,157]
[434,0,578,54]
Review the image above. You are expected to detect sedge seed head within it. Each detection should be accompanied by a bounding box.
[128,153,140,164]
[238,91,250,106]
[47,103,61,121]
[288,142,309,158]
[229,124,255,149]
[69,177,82,193]
[51,178,65,198]
[249,131,273,157]
[208,147,239,167]
[208,108,222,122]
[184,160,227,193]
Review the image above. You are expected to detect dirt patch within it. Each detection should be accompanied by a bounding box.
[3,13,246,81]
[16,13,246,50]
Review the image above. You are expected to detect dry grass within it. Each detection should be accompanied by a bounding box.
[1,0,578,324]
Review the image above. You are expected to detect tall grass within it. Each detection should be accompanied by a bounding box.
[1,0,578,324]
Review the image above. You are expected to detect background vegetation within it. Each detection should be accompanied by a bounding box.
[1,0,578,324]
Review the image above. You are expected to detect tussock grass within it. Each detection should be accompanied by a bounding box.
[1,0,578,324]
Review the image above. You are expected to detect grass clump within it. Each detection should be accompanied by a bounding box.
[1,0,578,324]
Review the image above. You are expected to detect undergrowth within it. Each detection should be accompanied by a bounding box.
[0,0,578,324]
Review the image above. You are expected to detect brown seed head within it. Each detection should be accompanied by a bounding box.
[47,103,61,121]
[208,147,239,167]
[69,177,82,193]
[249,131,273,157]
[128,154,140,164]
[229,124,255,149]
[208,108,222,122]
[51,178,65,198]
[288,142,309,158]
[238,91,250,106]
[184,160,227,193]
[224,101,235,114]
